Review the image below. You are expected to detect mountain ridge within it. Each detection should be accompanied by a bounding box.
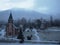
[0,8,52,22]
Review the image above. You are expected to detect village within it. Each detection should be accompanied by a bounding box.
[0,12,60,44]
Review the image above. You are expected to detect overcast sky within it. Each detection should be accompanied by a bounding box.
[0,0,60,14]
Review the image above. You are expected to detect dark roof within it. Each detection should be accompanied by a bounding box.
[8,12,13,21]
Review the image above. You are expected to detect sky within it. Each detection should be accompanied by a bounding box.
[0,0,60,14]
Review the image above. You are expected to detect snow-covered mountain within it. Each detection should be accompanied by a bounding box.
[0,8,60,26]
[0,8,51,22]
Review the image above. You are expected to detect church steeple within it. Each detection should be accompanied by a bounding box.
[8,12,13,23]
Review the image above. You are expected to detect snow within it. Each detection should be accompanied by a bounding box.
[0,27,60,44]
[32,28,40,41]
[24,28,32,39]
[0,29,6,38]
[0,43,59,45]
[24,28,40,40]
[38,27,60,41]
[25,28,30,32]
[45,27,60,31]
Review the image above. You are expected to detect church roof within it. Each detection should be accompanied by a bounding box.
[8,12,13,21]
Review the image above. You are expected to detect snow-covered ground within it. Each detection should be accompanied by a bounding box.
[0,29,6,39]
[38,27,60,41]
[0,27,60,44]
[0,43,59,45]
[24,27,60,41]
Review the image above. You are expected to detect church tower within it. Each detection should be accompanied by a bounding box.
[8,13,13,23]
[6,12,15,37]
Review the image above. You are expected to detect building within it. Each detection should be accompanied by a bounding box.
[6,13,19,37]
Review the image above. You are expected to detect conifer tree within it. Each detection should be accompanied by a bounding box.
[17,27,24,43]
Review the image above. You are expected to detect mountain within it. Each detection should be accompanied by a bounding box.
[0,8,52,22]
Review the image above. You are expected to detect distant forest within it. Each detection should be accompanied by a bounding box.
[0,16,60,30]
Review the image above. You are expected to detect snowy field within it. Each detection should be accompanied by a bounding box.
[0,27,60,45]
[0,43,59,45]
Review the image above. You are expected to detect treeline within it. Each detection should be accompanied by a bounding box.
[14,16,60,30]
[0,16,60,30]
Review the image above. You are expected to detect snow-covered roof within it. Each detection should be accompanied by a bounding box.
[25,28,30,31]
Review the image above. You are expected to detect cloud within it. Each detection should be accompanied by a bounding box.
[0,0,35,11]
[0,0,11,11]
[11,0,34,9]
[34,7,49,14]
[35,0,60,14]
[0,0,10,3]
[0,0,59,14]
[9,0,26,3]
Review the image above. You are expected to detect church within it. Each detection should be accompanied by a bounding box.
[6,13,20,37]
